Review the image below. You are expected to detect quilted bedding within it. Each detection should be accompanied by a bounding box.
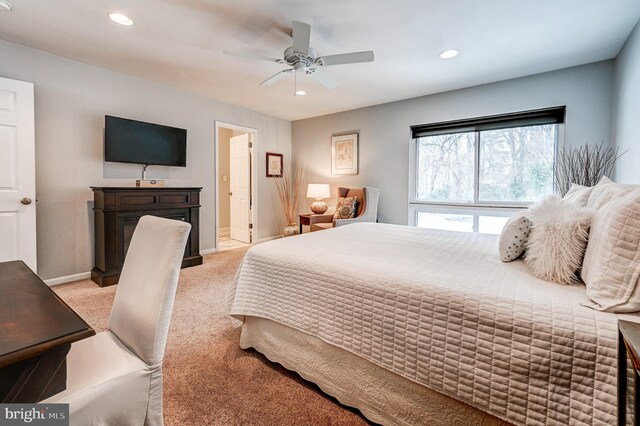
[229,223,627,425]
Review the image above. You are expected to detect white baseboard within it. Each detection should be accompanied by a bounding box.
[45,237,282,286]
[45,271,91,286]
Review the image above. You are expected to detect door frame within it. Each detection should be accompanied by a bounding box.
[214,121,257,251]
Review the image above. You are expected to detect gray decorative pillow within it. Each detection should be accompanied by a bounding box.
[498,212,531,262]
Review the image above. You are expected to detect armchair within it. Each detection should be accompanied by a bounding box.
[309,187,380,232]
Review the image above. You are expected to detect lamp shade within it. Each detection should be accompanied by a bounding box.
[306,183,330,199]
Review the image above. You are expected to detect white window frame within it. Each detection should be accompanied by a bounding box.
[410,204,525,233]
[408,116,565,227]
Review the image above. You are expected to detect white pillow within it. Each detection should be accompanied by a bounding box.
[563,183,595,207]
[581,178,640,312]
[498,212,531,262]
[524,195,592,285]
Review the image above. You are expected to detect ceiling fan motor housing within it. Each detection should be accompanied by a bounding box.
[284,46,317,70]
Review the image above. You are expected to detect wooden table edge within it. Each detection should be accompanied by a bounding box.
[0,260,96,368]
[0,327,95,368]
[619,320,640,361]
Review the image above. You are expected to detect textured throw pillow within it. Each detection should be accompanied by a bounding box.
[498,212,531,262]
[333,196,357,220]
[581,178,640,312]
[563,183,595,207]
[524,195,592,285]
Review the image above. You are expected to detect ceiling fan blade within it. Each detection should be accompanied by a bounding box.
[260,69,293,86]
[292,20,311,55]
[223,50,283,63]
[316,51,374,66]
[307,69,338,89]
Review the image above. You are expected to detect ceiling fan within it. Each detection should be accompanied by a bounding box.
[223,20,374,90]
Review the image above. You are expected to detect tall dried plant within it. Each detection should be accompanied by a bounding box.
[274,161,305,226]
[554,142,623,196]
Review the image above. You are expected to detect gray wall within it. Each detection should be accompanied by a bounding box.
[292,61,614,225]
[0,39,291,280]
[613,20,640,183]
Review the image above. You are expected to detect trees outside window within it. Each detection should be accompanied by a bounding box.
[416,124,556,205]
[410,107,564,233]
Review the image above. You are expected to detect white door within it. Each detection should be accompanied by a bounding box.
[229,133,251,244]
[0,77,37,271]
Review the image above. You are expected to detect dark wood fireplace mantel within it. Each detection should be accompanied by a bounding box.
[91,186,203,286]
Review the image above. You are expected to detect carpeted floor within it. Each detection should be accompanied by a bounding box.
[53,248,369,425]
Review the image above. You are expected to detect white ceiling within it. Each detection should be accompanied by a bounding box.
[0,0,639,121]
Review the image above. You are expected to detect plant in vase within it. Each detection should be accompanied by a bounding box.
[554,142,624,195]
[274,161,305,236]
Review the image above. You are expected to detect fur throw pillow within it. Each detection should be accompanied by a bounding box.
[524,195,592,285]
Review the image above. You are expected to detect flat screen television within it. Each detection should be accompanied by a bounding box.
[104,115,187,167]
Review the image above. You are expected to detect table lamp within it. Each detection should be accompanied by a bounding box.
[306,183,331,214]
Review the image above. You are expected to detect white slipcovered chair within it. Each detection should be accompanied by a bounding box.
[44,215,191,426]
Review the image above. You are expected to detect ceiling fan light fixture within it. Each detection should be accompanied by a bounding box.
[295,90,307,96]
[440,49,459,59]
[108,12,133,26]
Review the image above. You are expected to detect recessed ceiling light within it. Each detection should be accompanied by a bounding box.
[108,13,133,26]
[0,1,12,12]
[440,49,459,59]
[295,90,307,96]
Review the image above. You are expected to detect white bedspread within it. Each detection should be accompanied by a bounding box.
[230,223,626,425]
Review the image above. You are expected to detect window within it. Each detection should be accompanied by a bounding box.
[410,107,564,232]
[415,209,513,235]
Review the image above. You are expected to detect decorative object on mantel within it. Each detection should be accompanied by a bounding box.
[266,152,283,177]
[306,183,331,214]
[136,179,165,187]
[274,161,305,236]
[554,142,624,196]
[331,133,358,175]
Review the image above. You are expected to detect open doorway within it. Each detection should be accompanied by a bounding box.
[215,122,257,252]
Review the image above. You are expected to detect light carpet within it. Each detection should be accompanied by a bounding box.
[53,248,369,425]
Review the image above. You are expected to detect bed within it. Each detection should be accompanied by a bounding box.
[229,222,634,425]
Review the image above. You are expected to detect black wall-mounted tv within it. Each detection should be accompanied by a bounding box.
[104,116,187,167]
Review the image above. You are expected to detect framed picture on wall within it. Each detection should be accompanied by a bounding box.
[331,133,358,175]
[266,152,283,177]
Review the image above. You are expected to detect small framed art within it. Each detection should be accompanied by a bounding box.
[331,133,358,175]
[266,152,283,177]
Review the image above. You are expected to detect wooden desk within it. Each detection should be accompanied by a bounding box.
[0,261,95,403]
[618,320,640,425]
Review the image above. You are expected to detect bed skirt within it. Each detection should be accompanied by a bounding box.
[240,316,509,426]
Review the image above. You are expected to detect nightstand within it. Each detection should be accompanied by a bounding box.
[298,214,312,234]
[618,320,640,425]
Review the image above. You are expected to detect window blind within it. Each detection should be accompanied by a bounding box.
[411,106,566,138]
